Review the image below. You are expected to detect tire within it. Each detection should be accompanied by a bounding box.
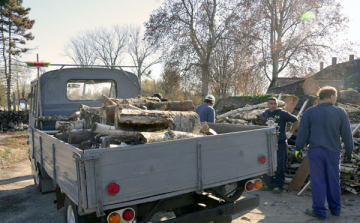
[33,167,42,192]
[64,196,87,223]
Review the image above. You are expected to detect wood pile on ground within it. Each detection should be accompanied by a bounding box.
[44,95,212,149]
[0,110,29,132]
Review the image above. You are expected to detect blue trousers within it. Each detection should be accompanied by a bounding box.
[308,147,341,218]
[263,141,287,187]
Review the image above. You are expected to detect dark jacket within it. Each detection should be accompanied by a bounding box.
[295,102,353,155]
[262,108,298,142]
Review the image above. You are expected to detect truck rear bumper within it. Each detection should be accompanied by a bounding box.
[160,194,259,223]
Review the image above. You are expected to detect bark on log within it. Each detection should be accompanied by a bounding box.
[338,90,360,105]
[340,166,357,174]
[91,122,115,134]
[105,129,138,142]
[37,115,69,122]
[98,94,116,106]
[135,130,202,144]
[55,130,95,144]
[112,96,161,105]
[117,109,201,133]
[131,100,195,111]
[80,107,101,119]
[217,101,285,121]
[55,120,87,130]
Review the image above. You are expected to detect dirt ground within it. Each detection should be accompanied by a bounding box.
[1,133,360,223]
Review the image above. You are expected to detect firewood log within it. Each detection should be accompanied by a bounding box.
[91,122,115,135]
[216,101,285,121]
[98,94,116,106]
[135,130,202,144]
[55,120,87,130]
[131,100,195,111]
[55,130,95,144]
[117,109,201,133]
[37,115,69,122]
[105,129,138,142]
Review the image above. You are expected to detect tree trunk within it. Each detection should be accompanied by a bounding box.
[135,130,202,144]
[201,65,210,100]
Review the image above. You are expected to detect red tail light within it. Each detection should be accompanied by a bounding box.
[245,181,255,191]
[259,155,266,164]
[107,183,120,195]
[122,208,135,221]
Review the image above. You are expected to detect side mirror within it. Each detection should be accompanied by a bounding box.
[19,98,27,110]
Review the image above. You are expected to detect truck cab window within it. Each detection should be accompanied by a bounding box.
[67,80,116,101]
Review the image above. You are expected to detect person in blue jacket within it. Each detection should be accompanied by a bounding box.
[261,97,299,194]
[296,86,353,220]
[195,95,215,123]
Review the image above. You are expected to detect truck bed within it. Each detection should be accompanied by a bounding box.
[30,123,277,216]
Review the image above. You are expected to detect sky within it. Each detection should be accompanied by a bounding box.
[21,0,360,80]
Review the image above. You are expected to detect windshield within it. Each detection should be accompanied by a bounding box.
[67,79,116,101]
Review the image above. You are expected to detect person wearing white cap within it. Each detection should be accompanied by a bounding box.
[194,95,215,123]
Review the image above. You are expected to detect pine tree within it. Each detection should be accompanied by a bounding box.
[0,0,34,110]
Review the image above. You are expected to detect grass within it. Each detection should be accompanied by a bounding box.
[0,134,29,168]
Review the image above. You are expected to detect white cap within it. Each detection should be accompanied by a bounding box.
[205,95,215,103]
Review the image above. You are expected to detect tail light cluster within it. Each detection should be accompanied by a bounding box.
[245,179,263,192]
[107,208,135,223]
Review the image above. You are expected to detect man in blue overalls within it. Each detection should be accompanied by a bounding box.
[262,97,299,194]
[296,86,353,220]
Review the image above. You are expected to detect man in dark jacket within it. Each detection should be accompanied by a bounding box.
[262,97,299,193]
[296,86,353,220]
[195,95,215,123]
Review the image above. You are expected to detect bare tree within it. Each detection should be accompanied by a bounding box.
[65,25,129,67]
[145,0,241,99]
[256,0,350,87]
[88,25,128,67]
[128,25,161,83]
[64,33,97,66]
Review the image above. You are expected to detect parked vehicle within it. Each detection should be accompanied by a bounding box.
[28,67,277,223]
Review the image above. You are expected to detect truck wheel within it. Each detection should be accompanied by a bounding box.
[64,196,87,223]
[33,168,42,192]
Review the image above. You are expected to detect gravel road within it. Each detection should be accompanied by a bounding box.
[1,160,360,223]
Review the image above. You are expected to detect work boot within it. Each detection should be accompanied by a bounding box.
[260,185,272,191]
[305,208,326,220]
[330,209,341,216]
[272,187,282,194]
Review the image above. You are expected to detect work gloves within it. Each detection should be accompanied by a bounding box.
[344,153,353,163]
[286,131,292,139]
[295,150,303,159]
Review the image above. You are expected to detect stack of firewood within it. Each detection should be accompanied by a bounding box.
[50,95,213,149]
[0,110,29,131]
